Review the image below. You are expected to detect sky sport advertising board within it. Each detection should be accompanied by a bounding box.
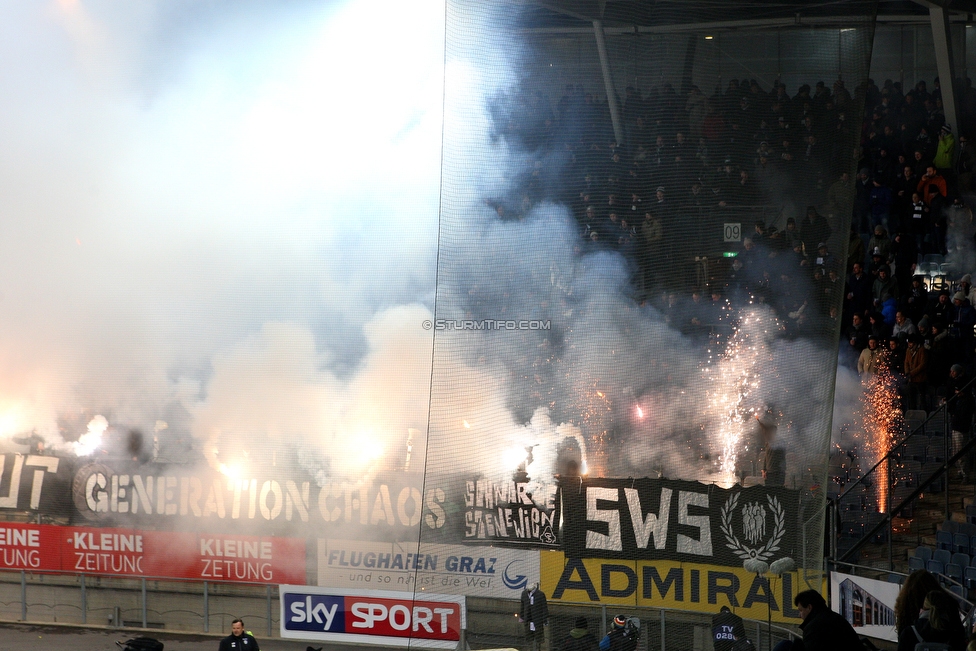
[280,586,465,648]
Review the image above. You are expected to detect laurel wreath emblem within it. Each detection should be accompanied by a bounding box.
[720,492,785,561]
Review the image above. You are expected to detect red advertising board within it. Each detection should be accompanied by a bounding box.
[0,522,305,584]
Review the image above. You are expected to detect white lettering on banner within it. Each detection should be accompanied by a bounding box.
[74,552,143,573]
[201,559,273,581]
[580,487,714,556]
[586,487,622,550]
[290,597,339,629]
[350,602,454,634]
[199,539,272,559]
[0,528,39,547]
[0,548,39,567]
[626,487,671,550]
[71,467,448,530]
[71,532,143,552]
[463,480,556,541]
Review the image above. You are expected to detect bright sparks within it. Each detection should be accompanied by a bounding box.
[707,308,773,486]
[502,445,529,470]
[72,414,107,457]
[860,355,903,512]
[218,463,243,480]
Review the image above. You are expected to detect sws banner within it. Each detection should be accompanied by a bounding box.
[280,586,465,648]
[541,552,820,625]
[0,521,305,583]
[556,478,802,567]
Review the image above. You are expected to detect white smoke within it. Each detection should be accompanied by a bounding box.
[0,0,843,499]
[0,0,443,475]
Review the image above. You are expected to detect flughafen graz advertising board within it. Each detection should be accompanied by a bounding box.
[0,453,811,621]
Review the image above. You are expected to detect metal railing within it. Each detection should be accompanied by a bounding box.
[830,374,976,570]
[0,568,279,637]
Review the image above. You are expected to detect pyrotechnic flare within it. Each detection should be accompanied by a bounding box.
[706,307,774,486]
[859,354,903,512]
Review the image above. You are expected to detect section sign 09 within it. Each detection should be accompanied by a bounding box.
[279,586,466,648]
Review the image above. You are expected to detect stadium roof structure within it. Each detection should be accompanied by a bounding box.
[519,0,976,31]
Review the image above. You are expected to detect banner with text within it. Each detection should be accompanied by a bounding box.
[541,552,819,624]
[558,478,802,568]
[317,539,539,598]
[0,521,305,583]
[280,586,465,648]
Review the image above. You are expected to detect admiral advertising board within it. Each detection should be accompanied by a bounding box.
[279,586,465,648]
[542,477,812,624]
[540,553,812,624]
[317,539,539,599]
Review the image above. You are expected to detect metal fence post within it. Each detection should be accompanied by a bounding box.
[887,459,893,571]
[945,405,951,521]
[80,573,86,624]
[267,585,272,637]
[660,609,665,651]
[601,604,607,639]
[141,578,147,628]
[20,570,26,621]
[204,581,209,633]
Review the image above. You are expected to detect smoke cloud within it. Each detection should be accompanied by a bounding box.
[0,0,443,475]
[0,0,845,506]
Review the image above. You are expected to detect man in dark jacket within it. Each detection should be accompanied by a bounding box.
[520,584,549,651]
[219,618,259,651]
[599,615,640,651]
[946,365,976,479]
[794,589,862,651]
[712,606,748,651]
[560,616,599,651]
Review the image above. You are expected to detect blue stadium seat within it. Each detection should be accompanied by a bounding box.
[909,556,925,572]
[927,559,945,575]
[915,546,933,562]
[952,552,970,568]
[953,534,970,555]
[964,566,976,590]
[937,530,953,551]
[934,549,952,565]
[945,563,963,584]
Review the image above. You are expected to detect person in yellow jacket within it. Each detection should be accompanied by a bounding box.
[858,335,883,376]
[934,123,955,174]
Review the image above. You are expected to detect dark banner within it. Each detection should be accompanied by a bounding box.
[557,478,802,568]
[0,453,801,570]
[419,476,561,550]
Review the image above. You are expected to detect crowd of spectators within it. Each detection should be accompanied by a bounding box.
[490,71,976,430]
